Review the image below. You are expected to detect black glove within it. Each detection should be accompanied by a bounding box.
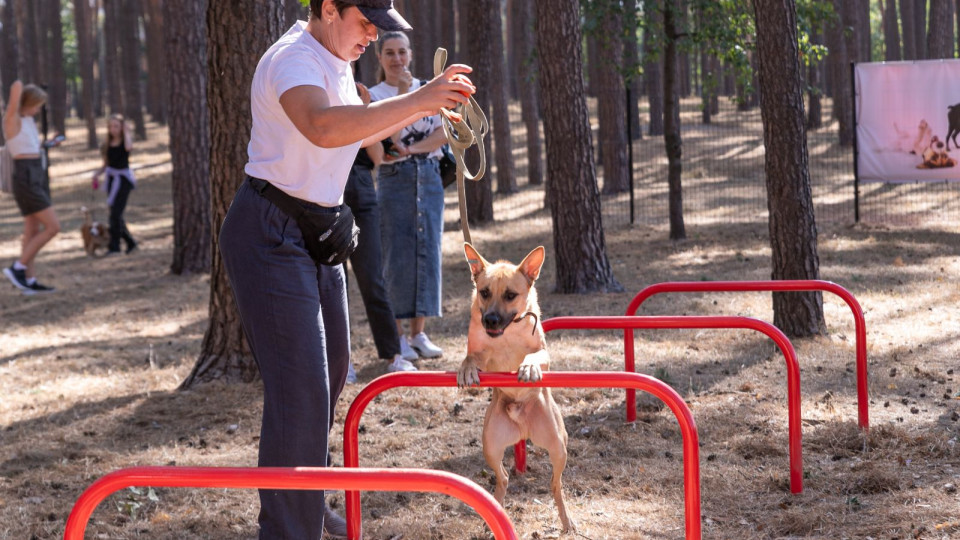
[300,205,359,266]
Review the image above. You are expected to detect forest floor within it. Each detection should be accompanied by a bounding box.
[1,118,959,540]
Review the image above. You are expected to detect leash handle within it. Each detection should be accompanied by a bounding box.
[434,48,489,245]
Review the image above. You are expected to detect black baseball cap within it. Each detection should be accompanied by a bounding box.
[344,0,411,32]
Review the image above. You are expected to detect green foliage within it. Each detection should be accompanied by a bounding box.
[299,0,310,6]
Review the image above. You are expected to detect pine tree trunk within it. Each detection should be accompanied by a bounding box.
[165,0,211,277]
[412,2,432,77]
[119,0,146,139]
[462,0,496,221]
[624,0,642,140]
[14,0,39,85]
[535,0,622,294]
[437,0,455,58]
[806,23,823,130]
[752,0,825,338]
[859,0,872,61]
[900,0,916,59]
[883,0,902,60]
[487,0,515,194]
[927,0,955,58]
[1,0,20,122]
[596,2,629,195]
[663,1,685,240]
[283,0,304,27]
[41,0,67,134]
[103,0,124,114]
[915,0,927,58]
[181,0,284,388]
[74,0,98,149]
[516,0,543,186]
[832,0,857,146]
[643,5,664,136]
[142,0,168,125]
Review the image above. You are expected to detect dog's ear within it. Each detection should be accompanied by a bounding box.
[463,243,489,279]
[518,246,545,283]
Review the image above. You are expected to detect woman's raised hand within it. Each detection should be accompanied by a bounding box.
[414,64,475,115]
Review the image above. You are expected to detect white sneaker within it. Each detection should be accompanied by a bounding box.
[345,362,357,384]
[398,336,419,361]
[409,332,443,358]
[387,355,418,372]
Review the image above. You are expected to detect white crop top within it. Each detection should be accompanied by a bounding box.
[4,116,41,156]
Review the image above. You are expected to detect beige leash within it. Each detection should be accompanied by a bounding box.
[433,48,489,245]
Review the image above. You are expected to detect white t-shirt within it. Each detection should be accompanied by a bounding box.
[368,80,442,160]
[245,21,362,206]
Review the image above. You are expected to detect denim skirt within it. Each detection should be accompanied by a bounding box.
[377,156,444,319]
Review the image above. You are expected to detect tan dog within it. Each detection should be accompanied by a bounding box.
[457,243,575,533]
[80,206,110,257]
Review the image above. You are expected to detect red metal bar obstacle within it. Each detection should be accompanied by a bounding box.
[624,280,869,428]
[64,466,516,540]
[343,371,702,540]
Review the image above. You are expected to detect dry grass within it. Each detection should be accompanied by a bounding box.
[1,118,959,540]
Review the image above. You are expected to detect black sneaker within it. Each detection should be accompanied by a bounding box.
[27,281,56,294]
[3,265,33,294]
[125,242,138,255]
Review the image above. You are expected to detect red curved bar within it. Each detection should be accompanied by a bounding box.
[533,316,801,495]
[343,371,701,540]
[624,280,868,429]
[63,466,516,540]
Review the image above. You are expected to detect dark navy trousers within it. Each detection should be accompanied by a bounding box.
[219,180,350,539]
[343,164,401,360]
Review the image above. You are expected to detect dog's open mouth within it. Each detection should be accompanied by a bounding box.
[484,327,505,338]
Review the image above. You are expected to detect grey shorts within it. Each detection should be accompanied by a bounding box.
[12,158,51,216]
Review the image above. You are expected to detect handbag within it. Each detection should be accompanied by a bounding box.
[439,143,457,189]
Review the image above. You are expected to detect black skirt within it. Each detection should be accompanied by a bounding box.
[12,158,51,216]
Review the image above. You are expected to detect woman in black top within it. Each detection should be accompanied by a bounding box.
[93,114,137,254]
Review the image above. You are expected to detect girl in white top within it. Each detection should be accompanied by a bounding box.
[217,1,475,538]
[2,80,61,294]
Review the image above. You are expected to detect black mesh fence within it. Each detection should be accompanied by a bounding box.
[495,93,960,230]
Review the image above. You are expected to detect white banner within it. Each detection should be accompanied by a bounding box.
[855,60,960,183]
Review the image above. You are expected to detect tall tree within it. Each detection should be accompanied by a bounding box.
[858,0,871,60]
[142,0,168,125]
[516,0,543,186]
[119,0,146,139]
[623,0,642,140]
[591,1,630,195]
[487,0,516,194]
[663,0,685,239]
[914,0,927,58]
[927,0,955,57]
[165,0,211,276]
[182,0,284,387]
[806,22,823,129]
[73,0,98,148]
[41,0,66,134]
[283,0,305,27]
[436,0,455,58]
[1,0,20,119]
[831,0,857,146]
[461,0,495,221]
[882,0,902,60]
[534,0,622,293]
[900,0,916,59]
[103,0,124,114]
[643,4,664,136]
[752,0,825,337]
[14,0,39,85]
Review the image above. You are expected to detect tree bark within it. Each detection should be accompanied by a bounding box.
[14,0,39,85]
[165,0,211,277]
[832,0,857,146]
[516,0,543,186]
[752,0,825,338]
[103,0,124,114]
[927,0,955,58]
[806,23,823,130]
[1,0,20,126]
[436,0,455,60]
[859,0,872,61]
[462,0,497,220]
[596,1,629,195]
[73,0,98,149]
[488,0,516,194]
[181,0,284,388]
[535,0,622,294]
[915,0,927,58]
[142,0,168,125]
[644,5,664,136]
[283,0,305,27]
[41,0,67,134]
[624,0,642,140]
[119,0,147,139]
[882,0,902,60]
[900,0,916,59]
[663,0,685,240]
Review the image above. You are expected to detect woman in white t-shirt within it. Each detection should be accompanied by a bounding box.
[369,31,449,363]
[216,1,475,538]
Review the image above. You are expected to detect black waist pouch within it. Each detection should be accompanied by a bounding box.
[248,176,359,266]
